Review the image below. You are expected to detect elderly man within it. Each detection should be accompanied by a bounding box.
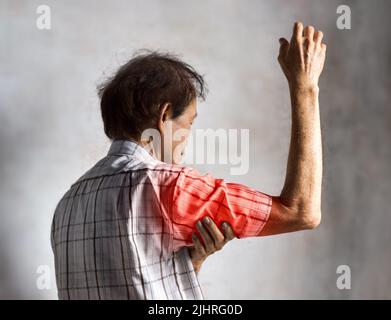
[51,21,326,299]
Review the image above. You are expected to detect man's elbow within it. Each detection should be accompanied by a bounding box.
[301,209,322,230]
[271,196,322,234]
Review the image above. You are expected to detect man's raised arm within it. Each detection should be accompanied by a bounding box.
[259,22,326,236]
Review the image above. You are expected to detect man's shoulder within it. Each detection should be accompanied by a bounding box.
[140,162,189,184]
[70,156,196,185]
[71,154,141,185]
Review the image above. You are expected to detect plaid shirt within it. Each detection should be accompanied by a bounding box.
[51,139,272,300]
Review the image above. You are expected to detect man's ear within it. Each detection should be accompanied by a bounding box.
[158,102,172,134]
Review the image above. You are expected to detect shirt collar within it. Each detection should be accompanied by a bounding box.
[107,139,157,162]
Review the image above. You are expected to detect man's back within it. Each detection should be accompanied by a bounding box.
[51,139,204,300]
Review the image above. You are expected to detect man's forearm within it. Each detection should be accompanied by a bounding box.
[280,85,322,226]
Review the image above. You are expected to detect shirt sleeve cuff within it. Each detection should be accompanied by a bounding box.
[238,192,272,238]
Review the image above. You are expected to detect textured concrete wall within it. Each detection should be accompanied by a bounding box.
[0,0,390,299]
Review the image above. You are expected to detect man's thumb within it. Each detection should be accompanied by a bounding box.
[278,37,289,59]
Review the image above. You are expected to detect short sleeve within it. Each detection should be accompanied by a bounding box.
[170,167,272,252]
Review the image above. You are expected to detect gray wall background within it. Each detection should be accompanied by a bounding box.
[1,0,390,299]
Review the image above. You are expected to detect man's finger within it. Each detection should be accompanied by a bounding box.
[321,43,327,53]
[313,30,323,45]
[196,220,215,253]
[192,233,206,256]
[202,216,225,245]
[303,25,314,40]
[278,37,290,62]
[292,21,303,41]
[221,222,236,241]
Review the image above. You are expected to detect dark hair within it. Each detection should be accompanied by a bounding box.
[97,50,207,140]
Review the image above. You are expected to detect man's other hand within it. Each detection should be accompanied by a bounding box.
[189,217,236,274]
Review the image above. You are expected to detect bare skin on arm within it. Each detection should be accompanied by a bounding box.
[260,22,326,235]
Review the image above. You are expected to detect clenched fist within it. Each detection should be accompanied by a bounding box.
[278,22,326,90]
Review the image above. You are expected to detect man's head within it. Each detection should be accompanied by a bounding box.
[98,50,207,164]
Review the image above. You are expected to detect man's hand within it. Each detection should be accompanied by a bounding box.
[189,217,236,274]
[278,22,326,90]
